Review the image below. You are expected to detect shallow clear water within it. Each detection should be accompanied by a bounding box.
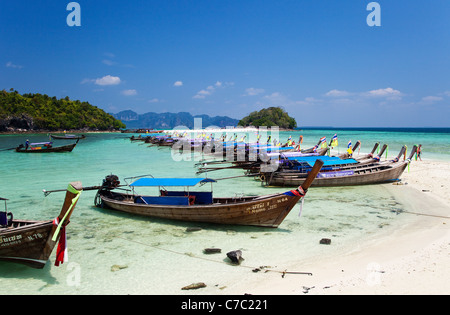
[0,129,448,295]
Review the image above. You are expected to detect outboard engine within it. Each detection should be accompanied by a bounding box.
[95,175,120,208]
[102,175,120,190]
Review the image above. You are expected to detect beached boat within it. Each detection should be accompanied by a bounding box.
[141,135,175,145]
[195,150,325,175]
[94,160,324,228]
[353,142,380,161]
[262,146,416,187]
[123,129,163,134]
[276,144,389,172]
[15,140,79,153]
[0,182,82,269]
[194,141,328,175]
[50,134,86,140]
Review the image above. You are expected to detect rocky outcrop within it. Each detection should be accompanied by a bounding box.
[0,114,35,132]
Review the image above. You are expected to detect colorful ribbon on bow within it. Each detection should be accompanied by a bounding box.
[52,184,82,267]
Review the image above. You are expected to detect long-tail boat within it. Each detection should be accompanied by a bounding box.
[15,139,79,153]
[276,144,389,173]
[262,146,416,187]
[0,182,82,269]
[193,140,328,175]
[50,134,86,140]
[94,160,324,228]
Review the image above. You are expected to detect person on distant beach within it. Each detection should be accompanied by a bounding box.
[417,144,423,161]
[295,135,303,151]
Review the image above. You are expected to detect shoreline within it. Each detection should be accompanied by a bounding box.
[0,130,122,136]
[230,158,450,295]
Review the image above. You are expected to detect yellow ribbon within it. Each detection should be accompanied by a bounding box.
[52,184,82,241]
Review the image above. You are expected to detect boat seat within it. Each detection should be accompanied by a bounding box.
[135,196,190,206]
[165,191,213,205]
[0,211,13,228]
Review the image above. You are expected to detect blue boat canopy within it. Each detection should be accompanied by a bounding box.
[285,156,359,167]
[306,158,358,167]
[130,178,217,187]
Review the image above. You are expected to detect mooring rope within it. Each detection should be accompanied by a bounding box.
[69,221,312,277]
[391,209,450,220]
[113,235,312,277]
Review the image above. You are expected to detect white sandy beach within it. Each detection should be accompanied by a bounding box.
[233,159,450,295]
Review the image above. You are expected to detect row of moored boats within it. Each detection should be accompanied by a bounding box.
[1,130,418,269]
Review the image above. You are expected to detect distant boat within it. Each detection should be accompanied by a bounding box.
[262,146,417,187]
[15,139,79,153]
[0,182,82,269]
[50,134,86,140]
[94,160,323,228]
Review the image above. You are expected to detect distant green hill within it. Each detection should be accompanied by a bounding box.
[0,90,125,132]
[238,107,297,129]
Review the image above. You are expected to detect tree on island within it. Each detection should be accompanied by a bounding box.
[0,90,126,131]
[238,107,297,129]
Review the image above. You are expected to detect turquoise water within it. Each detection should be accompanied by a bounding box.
[0,129,449,295]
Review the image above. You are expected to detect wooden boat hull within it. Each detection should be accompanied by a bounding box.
[266,162,408,187]
[15,143,77,153]
[0,220,56,269]
[0,181,82,269]
[97,191,302,228]
[50,135,85,140]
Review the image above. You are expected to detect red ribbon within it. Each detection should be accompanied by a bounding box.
[290,186,306,197]
[53,218,67,267]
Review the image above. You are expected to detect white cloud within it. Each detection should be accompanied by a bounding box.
[193,89,211,99]
[325,89,350,97]
[174,81,183,87]
[193,81,230,99]
[324,87,402,99]
[95,75,121,86]
[121,89,137,96]
[192,81,234,99]
[295,97,322,106]
[421,96,443,103]
[263,92,288,105]
[81,78,94,84]
[244,87,265,96]
[367,87,402,98]
[148,98,160,103]
[102,59,117,66]
[6,61,23,69]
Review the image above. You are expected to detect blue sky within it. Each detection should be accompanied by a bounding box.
[1,0,449,127]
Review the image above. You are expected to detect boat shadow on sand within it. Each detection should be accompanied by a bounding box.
[92,205,294,234]
[0,260,58,285]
